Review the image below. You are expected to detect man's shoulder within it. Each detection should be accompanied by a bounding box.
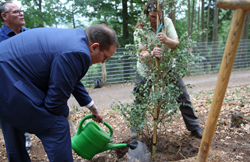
[0,25,6,34]
[0,26,8,42]
[134,28,143,34]
[164,17,173,24]
[21,26,29,31]
[0,36,6,43]
[0,24,11,33]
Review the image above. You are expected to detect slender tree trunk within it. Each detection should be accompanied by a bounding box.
[122,0,129,79]
[187,0,193,75]
[123,54,130,81]
[115,2,120,35]
[104,16,108,25]
[72,14,75,28]
[169,0,176,26]
[72,8,75,28]
[201,0,205,42]
[211,5,218,71]
[205,0,211,44]
[187,0,190,36]
[205,0,211,72]
[122,0,129,43]
[38,0,42,11]
[239,12,250,68]
[191,0,195,34]
[130,0,134,12]
[201,0,208,71]
[197,0,200,43]
[102,16,108,86]
[37,0,44,27]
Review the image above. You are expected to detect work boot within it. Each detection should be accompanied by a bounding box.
[191,128,203,139]
[130,126,138,139]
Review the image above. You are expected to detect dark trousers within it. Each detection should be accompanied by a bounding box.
[133,73,201,131]
[0,115,73,162]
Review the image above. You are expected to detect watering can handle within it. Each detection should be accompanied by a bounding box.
[77,114,113,137]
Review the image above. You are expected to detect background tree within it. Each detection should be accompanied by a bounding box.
[201,0,205,42]
[196,0,200,42]
[63,0,88,29]
[190,0,194,34]
[187,0,190,36]
[21,0,57,28]
[168,0,176,26]
[211,2,218,71]
[205,0,210,43]
[20,0,87,28]
[81,0,145,47]
[238,12,250,69]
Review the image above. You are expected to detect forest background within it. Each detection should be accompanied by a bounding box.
[0,0,249,48]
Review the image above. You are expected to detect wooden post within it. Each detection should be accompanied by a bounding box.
[152,0,161,158]
[102,63,107,86]
[196,6,247,161]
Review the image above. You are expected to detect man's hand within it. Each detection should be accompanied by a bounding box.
[92,109,103,123]
[156,32,169,44]
[151,47,162,58]
[89,105,103,123]
[156,32,179,49]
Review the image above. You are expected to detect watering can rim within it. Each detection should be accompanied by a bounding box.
[77,114,113,137]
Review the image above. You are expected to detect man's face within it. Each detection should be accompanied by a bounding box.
[148,11,158,30]
[3,3,25,27]
[90,44,117,66]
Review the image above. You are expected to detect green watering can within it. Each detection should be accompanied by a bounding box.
[71,115,137,160]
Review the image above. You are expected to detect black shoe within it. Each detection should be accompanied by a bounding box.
[130,127,138,139]
[191,128,203,139]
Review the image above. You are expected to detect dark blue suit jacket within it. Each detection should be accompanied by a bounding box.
[0,28,92,133]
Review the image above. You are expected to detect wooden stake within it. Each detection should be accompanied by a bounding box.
[152,0,161,158]
[196,8,247,162]
[217,0,250,11]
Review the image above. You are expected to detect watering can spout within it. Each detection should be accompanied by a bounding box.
[98,143,127,153]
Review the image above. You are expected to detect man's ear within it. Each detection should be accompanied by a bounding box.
[1,13,7,21]
[90,43,100,51]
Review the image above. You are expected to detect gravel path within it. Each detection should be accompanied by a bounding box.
[67,69,250,110]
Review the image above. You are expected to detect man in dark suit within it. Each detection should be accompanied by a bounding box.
[0,24,119,162]
[0,1,32,153]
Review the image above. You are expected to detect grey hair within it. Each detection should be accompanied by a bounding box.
[0,1,13,22]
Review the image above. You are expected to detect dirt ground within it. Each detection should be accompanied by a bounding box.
[0,69,250,162]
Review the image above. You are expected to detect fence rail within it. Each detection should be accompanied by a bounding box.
[81,40,250,87]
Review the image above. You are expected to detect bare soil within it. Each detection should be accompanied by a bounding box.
[0,70,250,162]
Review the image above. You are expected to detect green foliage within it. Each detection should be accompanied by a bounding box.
[4,0,247,44]
[19,0,87,28]
[81,0,146,47]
